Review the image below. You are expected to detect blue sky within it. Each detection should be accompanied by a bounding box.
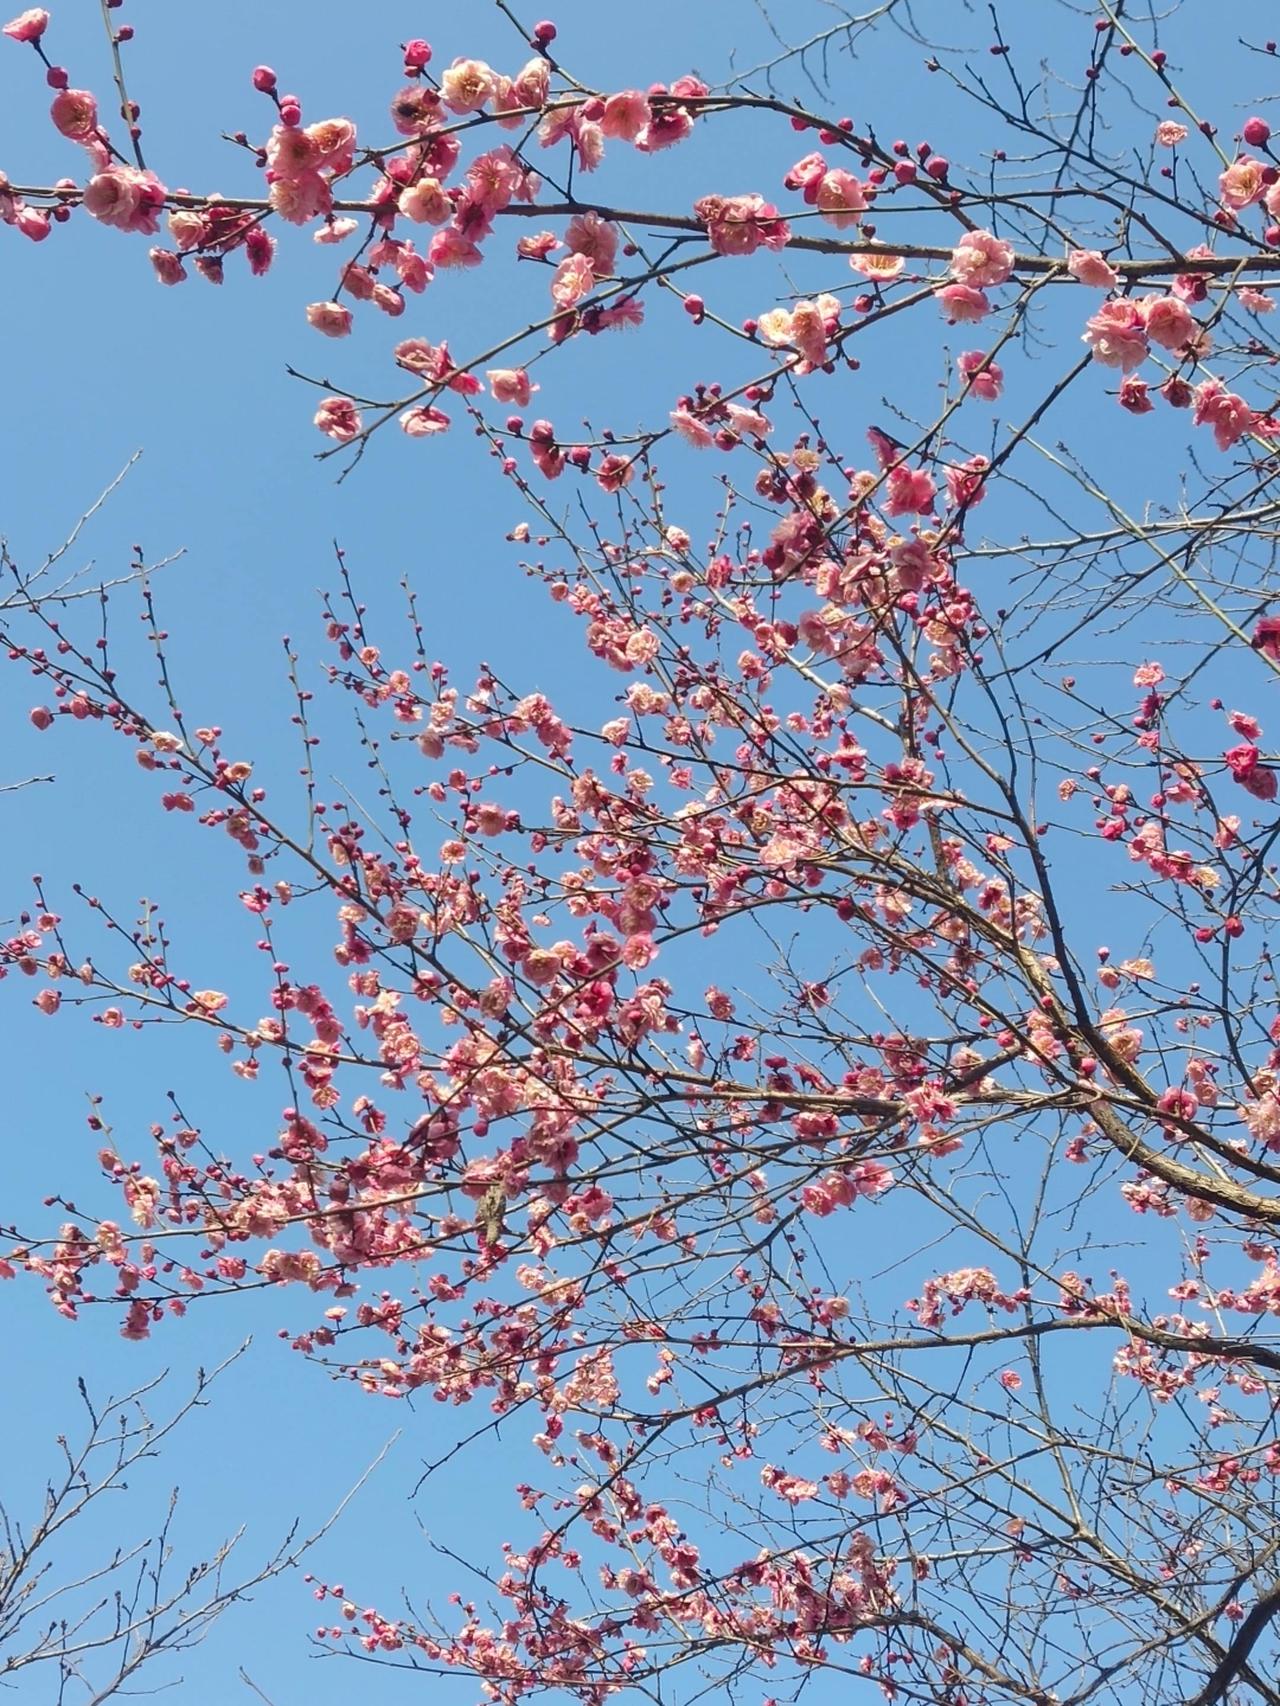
[2,2,1277,1701]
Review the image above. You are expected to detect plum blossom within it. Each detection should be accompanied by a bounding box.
[1193,378,1255,449]
[398,178,451,224]
[1219,157,1266,211]
[957,350,1003,400]
[949,229,1016,288]
[1156,119,1189,146]
[884,466,936,516]
[439,58,496,114]
[305,299,353,337]
[2,7,48,41]
[314,397,362,441]
[50,88,98,143]
[82,167,168,235]
[1068,248,1119,288]
[487,367,536,405]
[693,193,791,256]
[1081,299,1148,370]
[815,168,868,228]
[550,252,595,309]
[600,90,650,141]
[1140,293,1197,350]
[935,283,991,324]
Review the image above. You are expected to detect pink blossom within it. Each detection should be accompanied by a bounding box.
[935,283,991,324]
[1237,287,1275,315]
[949,229,1016,288]
[693,193,791,256]
[440,58,496,114]
[1067,248,1118,288]
[957,350,1003,400]
[2,7,48,42]
[305,300,353,337]
[268,171,332,224]
[305,117,357,174]
[1193,378,1255,449]
[565,210,618,275]
[487,367,536,405]
[34,988,61,1015]
[1140,293,1197,350]
[428,226,483,268]
[945,454,989,509]
[1113,376,1152,418]
[314,216,358,244]
[999,1370,1022,1391]
[1219,157,1266,211]
[815,168,868,229]
[670,407,715,448]
[398,177,451,224]
[1081,299,1148,370]
[82,166,168,235]
[601,90,650,141]
[1156,119,1188,146]
[148,247,186,285]
[400,405,452,436]
[313,398,362,441]
[885,466,937,516]
[850,249,905,280]
[50,88,98,142]
[551,252,595,308]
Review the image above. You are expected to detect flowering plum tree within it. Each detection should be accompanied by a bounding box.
[5,2,1280,1701]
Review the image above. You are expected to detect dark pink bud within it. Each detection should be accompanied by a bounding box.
[925,155,950,180]
[251,65,277,93]
[45,63,68,88]
[403,38,431,69]
[278,96,302,127]
[1243,115,1271,147]
[532,18,557,45]
[29,706,53,730]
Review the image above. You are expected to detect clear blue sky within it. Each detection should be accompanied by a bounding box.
[1,3,1274,1701]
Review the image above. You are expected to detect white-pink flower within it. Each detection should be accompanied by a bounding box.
[1067,248,1118,288]
[949,229,1015,288]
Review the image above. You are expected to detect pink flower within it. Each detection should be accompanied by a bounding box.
[1140,293,1196,350]
[693,193,791,256]
[957,350,1003,400]
[314,397,362,441]
[268,171,332,224]
[397,177,450,224]
[305,117,356,174]
[29,705,53,729]
[82,166,167,235]
[551,252,595,308]
[428,226,483,268]
[601,90,650,141]
[815,168,868,229]
[1118,375,1153,414]
[1193,378,1255,449]
[670,407,715,448]
[1067,248,1118,288]
[400,405,452,436]
[148,247,186,286]
[885,465,937,516]
[945,454,988,509]
[34,988,61,1015]
[1155,120,1188,146]
[2,7,48,42]
[999,1370,1022,1392]
[1219,157,1266,211]
[850,249,905,280]
[565,209,618,275]
[440,57,496,114]
[1237,287,1275,315]
[487,367,536,405]
[1081,299,1148,370]
[306,300,353,337]
[949,229,1015,288]
[935,283,991,324]
[50,87,98,142]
